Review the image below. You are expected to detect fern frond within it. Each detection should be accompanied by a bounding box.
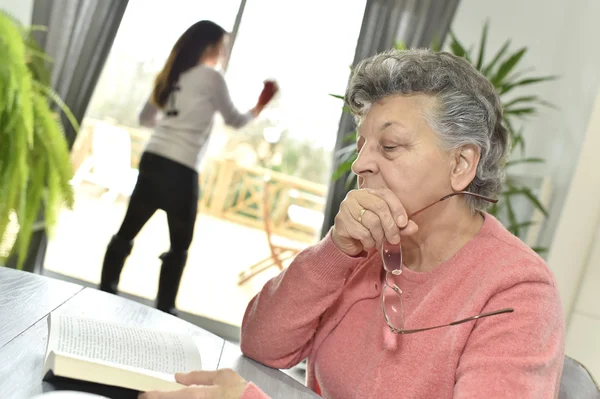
[34,81,79,132]
[1,11,75,268]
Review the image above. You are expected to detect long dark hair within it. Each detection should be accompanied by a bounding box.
[151,20,226,109]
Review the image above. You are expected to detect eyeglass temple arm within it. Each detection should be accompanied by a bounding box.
[395,308,514,335]
[408,191,499,219]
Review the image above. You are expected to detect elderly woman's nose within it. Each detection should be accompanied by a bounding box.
[352,145,377,176]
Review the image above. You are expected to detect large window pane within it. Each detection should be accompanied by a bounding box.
[210,0,367,185]
[46,0,366,332]
[85,0,242,128]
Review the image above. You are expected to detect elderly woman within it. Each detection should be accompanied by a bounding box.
[142,49,565,399]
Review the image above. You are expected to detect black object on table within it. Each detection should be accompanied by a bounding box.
[0,267,318,399]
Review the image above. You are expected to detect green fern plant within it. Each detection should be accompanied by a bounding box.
[0,11,77,269]
[330,22,556,250]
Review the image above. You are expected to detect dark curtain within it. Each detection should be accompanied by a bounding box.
[7,0,129,273]
[32,0,130,148]
[320,0,461,238]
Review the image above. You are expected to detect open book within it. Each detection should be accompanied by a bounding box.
[42,313,203,393]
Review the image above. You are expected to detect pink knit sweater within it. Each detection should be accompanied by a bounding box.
[240,213,565,398]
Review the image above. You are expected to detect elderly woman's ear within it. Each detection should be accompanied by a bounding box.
[450,144,480,192]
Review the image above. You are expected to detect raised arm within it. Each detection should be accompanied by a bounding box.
[239,232,364,369]
[211,71,257,128]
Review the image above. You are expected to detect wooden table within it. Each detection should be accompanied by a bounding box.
[0,267,318,399]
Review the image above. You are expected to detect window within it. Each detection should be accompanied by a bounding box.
[85,0,243,130]
[211,0,367,185]
[47,0,366,330]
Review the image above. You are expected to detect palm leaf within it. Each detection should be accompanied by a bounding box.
[509,125,526,156]
[394,40,407,50]
[519,186,548,217]
[512,221,539,230]
[343,131,357,144]
[332,159,354,181]
[448,32,470,62]
[531,247,548,254]
[492,48,526,86]
[482,39,511,77]
[430,35,441,52]
[504,107,536,117]
[475,20,489,71]
[502,66,535,84]
[500,76,557,95]
[506,157,544,167]
[503,95,539,109]
[504,193,519,236]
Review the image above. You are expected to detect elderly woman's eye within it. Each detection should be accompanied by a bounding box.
[383,145,399,151]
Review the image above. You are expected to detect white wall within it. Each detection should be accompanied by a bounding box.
[550,91,600,379]
[452,0,600,305]
[0,0,33,24]
[565,215,600,379]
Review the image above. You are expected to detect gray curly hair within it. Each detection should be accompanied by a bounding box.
[346,48,509,211]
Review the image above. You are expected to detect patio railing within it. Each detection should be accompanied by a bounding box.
[72,118,328,244]
[199,157,326,243]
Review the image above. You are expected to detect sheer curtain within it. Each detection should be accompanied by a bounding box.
[32,0,130,147]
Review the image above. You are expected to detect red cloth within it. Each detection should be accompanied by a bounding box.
[257,80,278,107]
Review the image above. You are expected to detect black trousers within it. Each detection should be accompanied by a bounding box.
[116,152,199,250]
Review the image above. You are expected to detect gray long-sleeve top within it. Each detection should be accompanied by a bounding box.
[141,65,254,172]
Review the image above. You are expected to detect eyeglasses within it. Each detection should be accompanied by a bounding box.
[380,191,514,334]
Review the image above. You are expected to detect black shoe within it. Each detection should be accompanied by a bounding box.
[156,250,187,316]
[157,305,180,317]
[99,235,133,295]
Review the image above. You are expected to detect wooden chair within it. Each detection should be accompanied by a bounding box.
[560,355,600,399]
[237,177,304,285]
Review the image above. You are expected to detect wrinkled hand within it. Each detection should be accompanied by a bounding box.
[139,369,247,399]
[332,188,418,256]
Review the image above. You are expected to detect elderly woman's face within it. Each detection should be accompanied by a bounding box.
[352,94,455,215]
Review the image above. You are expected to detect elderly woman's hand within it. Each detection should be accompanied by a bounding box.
[332,188,418,256]
[139,369,247,399]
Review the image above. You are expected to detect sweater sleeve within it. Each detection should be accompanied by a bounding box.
[138,97,160,128]
[453,280,565,398]
[240,382,270,399]
[239,232,365,369]
[210,71,253,128]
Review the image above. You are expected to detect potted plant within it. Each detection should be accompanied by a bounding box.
[331,22,556,252]
[0,11,77,270]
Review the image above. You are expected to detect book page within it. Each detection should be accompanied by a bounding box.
[51,314,202,375]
